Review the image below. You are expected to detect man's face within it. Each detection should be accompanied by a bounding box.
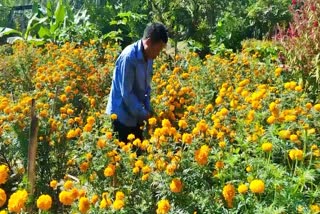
[146,39,166,59]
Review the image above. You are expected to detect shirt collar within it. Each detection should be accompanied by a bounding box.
[137,39,145,62]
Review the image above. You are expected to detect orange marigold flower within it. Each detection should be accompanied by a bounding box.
[8,189,28,212]
[36,194,52,211]
[78,197,90,214]
[0,188,6,207]
[0,165,9,184]
[222,183,236,208]
[170,178,183,193]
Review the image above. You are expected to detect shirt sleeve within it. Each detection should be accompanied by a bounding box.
[119,56,149,121]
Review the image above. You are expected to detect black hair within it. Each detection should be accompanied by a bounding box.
[143,22,168,44]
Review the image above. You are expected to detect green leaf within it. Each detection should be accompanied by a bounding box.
[38,26,51,38]
[54,0,66,25]
[47,1,53,18]
[0,27,22,37]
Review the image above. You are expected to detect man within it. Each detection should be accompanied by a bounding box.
[106,22,168,144]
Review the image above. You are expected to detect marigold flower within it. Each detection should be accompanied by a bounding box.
[170,178,183,193]
[8,189,28,212]
[178,119,188,129]
[314,104,320,111]
[261,142,272,152]
[111,113,117,120]
[222,183,236,208]
[78,197,90,214]
[36,194,52,211]
[148,117,157,126]
[289,149,303,160]
[113,199,124,210]
[249,179,265,194]
[50,180,58,189]
[115,191,125,200]
[86,116,95,125]
[64,180,73,190]
[59,190,74,205]
[0,188,6,207]
[104,164,115,177]
[238,184,248,194]
[278,130,291,139]
[127,134,135,141]
[0,165,9,184]
[157,199,170,214]
[182,133,192,144]
[195,145,210,165]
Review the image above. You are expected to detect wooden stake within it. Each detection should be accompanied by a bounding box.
[27,98,39,196]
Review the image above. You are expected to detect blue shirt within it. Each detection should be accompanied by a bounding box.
[106,40,153,127]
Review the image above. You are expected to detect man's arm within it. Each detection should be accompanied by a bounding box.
[119,56,149,121]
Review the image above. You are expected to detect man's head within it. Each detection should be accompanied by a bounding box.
[142,22,168,60]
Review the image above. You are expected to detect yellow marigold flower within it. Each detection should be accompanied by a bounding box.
[215,96,223,105]
[141,173,149,181]
[59,190,74,205]
[313,104,320,111]
[50,180,58,189]
[156,199,170,214]
[99,198,112,209]
[267,115,276,124]
[113,199,124,210]
[249,179,265,194]
[182,133,192,144]
[135,159,144,168]
[8,189,28,213]
[162,119,171,128]
[86,116,95,125]
[36,194,52,211]
[222,183,236,208]
[261,142,272,152]
[219,141,226,148]
[148,117,157,126]
[310,204,320,213]
[104,164,115,177]
[66,129,77,139]
[127,133,135,141]
[278,130,291,139]
[178,119,188,129]
[110,113,117,120]
[238,184,248,194]
[0,188,6,207]
[289,149,303,161]
[115,191,125,200]
[64,180,73,190]
[275,67,282,77]
[0,165,9,184]
[78,197,90,214]
[290,134,299,142]
[96,138,106,149]
[170,178,183,193]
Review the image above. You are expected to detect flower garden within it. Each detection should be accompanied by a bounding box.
[0,38,319,214]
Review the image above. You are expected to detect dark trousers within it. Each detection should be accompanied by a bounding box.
[112,120,143,155]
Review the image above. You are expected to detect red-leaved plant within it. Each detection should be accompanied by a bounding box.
[275,0,320,101]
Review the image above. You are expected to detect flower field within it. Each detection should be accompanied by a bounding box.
[0,40,319,213]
